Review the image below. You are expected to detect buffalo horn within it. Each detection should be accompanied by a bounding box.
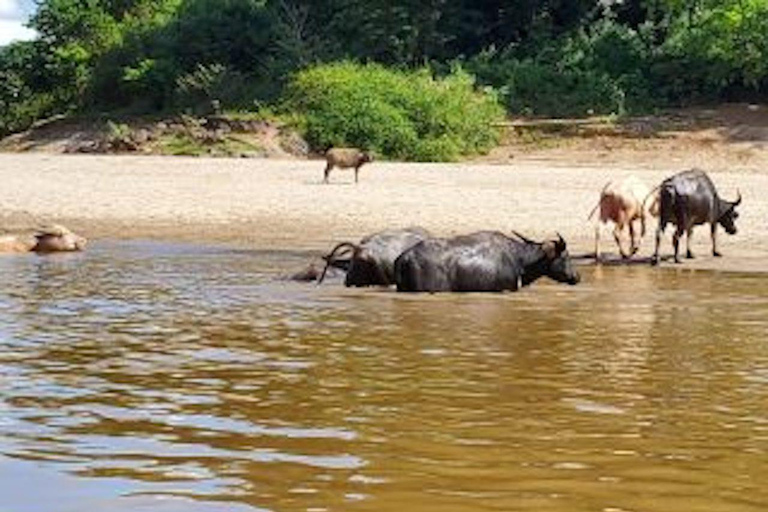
[512,230,535,244]
[733,189,742,207]
[556,232,567,252]
[318,242,357,284]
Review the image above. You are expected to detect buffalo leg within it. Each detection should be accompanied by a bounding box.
[323,163,333,183]
[686,227,695,259]
[354,165,360,184]
[712,224,722,257]
[672,227,684,263]
[673,198,688,264]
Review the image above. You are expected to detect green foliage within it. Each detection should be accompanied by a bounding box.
[4,0,768,147]
[465,20,655,117]
[173,63,252,111]
[156,130,262,156]
[284,62,504,161]
[652,0,768,102]
[0,41,70,136]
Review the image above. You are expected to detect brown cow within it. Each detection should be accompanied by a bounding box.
[589,176,658,260]
[323,148,373,184]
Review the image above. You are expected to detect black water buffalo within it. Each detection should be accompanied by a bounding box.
[319,227,431,286]
[394,231,580,292]
[651,169,742,265]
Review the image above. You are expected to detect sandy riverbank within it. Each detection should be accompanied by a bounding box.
[1,153,766,272]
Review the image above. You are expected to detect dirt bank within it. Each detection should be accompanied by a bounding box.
[1,153,765,272]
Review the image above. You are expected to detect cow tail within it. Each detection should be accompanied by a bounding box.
[318,242,357,284]
[641,185,661,238]
[588,181,612,221]
[642,185,661,217]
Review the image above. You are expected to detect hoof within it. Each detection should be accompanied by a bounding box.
[674,258,683,264]
[686,251,695,259]
[713,251,723,258]
[650,256,660,266]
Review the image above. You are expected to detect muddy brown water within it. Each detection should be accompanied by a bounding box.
[1,241,767,512]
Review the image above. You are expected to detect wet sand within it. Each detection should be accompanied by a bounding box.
[1,153,765,272]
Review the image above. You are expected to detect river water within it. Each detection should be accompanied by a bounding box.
[1,241,767,512]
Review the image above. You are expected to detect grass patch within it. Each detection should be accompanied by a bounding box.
[156,132,263,156]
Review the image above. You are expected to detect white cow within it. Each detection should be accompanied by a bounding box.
[589,176,659,260]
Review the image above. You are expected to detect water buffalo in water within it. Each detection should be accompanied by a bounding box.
[319,227,431,286]
[0,224,87,254]
[651,169,741,265]
[589,175,659,260]
[394,231,580,292]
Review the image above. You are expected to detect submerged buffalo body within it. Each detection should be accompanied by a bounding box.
[320,227,431,286]
[652,169,741,264]
[394,231,580,292]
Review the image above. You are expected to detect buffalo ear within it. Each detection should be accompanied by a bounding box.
[542,241,557,259]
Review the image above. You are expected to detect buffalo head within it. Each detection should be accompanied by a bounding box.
[718,190,742,235]
[543,234,580,285]
[345,248,388,286]
[514,231,580,286]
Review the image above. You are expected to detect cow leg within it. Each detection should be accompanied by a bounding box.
[629,221,638,256]
[685,227,695,259]
[652,222,664,265]
[614,225,628,259]
[594,225,602,262]
[323,163,333,183]
[354,165,360,184]
[711,224,722,257]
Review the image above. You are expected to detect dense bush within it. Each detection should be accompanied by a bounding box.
[0,41,73,136]
[651,1,768,103]
[283,62,504,161]
[465,20,654,117]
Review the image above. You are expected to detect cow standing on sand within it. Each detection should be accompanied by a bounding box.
[323,148,373,184]
[319,227,431,286]
[651,169,741,265]
[394,231,580,293]
[589,176,658,260]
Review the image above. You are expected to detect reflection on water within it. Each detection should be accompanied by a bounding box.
[1,241,767,512]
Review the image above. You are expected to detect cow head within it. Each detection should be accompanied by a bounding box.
[718,191,742,235]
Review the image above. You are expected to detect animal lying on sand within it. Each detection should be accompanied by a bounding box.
[0,224,87,254]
